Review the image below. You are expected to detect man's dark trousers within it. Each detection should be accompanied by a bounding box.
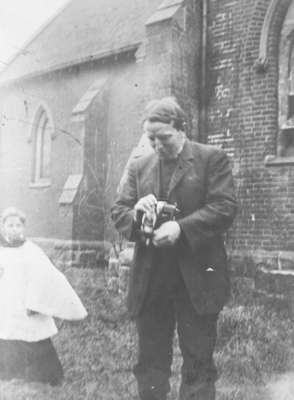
[133,249,218,400]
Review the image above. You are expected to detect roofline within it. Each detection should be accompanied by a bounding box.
[0,43,140,87]
[0,0,72,74]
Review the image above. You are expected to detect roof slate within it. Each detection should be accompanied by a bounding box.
[0,0,160,84]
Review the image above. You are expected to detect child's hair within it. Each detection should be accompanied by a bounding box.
[0,207,26,225]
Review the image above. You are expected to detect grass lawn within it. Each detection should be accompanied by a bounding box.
[0,267,294,400]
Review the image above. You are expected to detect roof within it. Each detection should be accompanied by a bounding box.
[0,0,160,84]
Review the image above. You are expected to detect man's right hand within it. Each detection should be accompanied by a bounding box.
[134,194,157,222]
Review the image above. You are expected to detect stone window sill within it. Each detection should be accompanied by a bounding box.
[29,180,51,189]
[265,155,294,166]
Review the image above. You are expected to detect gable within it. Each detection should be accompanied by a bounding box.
[0,0,159,84]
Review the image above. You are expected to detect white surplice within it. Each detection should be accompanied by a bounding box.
[0,241,87,342]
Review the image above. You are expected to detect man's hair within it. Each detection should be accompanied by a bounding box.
[0,207,26,225]
[143,97,187,131]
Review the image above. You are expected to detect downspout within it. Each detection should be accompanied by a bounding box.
[199,0,208,143]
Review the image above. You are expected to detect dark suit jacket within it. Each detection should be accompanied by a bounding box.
[111,140,238,317]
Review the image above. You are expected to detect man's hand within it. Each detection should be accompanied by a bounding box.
[152,221,181,247]
[134,194,157,222]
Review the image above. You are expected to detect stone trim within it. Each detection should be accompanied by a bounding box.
[229,248,294,277]
[29,103,56,185]
[59,174,83,205]
[0,44,140,87]
[27,102,56,143]
[145,0,184,26]
[254,0,281,72]
[32,237,110,249]
[264,155,294,166]
[31,237,112,268]
[29,180,51,188]
[255,266,294,301]
[72,78,109,117]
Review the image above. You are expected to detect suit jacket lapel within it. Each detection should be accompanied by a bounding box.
[167,140,193,198]
[144,153,161,198]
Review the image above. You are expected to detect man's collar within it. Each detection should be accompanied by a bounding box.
[178,139,193,161]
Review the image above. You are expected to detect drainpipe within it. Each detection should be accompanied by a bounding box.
[199,0,208,143]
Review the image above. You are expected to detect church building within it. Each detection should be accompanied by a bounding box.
[0,0,294,284]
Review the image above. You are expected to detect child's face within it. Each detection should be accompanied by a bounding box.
[2,216,25,241]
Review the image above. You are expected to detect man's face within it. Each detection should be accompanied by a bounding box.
[144,120,183,160]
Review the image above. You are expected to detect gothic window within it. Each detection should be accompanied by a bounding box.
[277,1,294,158]
[288,45,294,119]
[31,106,54,185]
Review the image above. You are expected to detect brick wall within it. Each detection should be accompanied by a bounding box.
[206,0,294,257]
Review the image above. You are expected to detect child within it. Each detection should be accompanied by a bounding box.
[0,207,87,385]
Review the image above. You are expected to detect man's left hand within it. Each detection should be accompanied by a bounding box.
[152,221,181,247]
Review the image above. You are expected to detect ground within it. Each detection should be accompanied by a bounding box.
[0,267,294,400]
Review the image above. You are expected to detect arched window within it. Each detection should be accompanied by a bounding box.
[31,106,54,185]
[278,1,294,157]
[288,44,294,118]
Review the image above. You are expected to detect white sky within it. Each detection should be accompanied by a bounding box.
[0,0,68,68]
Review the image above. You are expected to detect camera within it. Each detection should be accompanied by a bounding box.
[140,201,179,245]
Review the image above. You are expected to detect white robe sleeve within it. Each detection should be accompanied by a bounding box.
[24,242,88,321]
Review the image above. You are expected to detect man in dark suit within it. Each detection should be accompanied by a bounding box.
[111,97,237,400]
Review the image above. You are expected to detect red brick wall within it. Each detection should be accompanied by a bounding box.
[206,0,294,252]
